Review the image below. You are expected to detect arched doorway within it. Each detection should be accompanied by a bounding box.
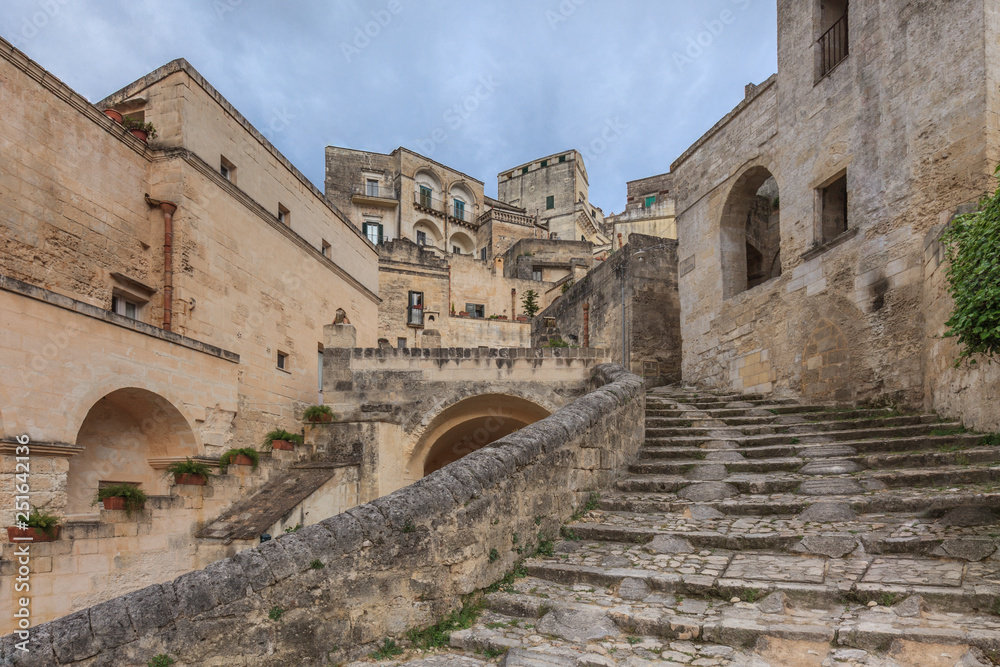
[67,388,198,514]
[720,167,781,298]
[410,394,550,477]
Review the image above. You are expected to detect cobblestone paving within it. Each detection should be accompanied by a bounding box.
[381,388,1000,667]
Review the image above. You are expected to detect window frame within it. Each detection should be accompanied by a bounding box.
[276,351,290,372]
[362,221,384,245]
[545,195,555,210]
[465,303,485,319]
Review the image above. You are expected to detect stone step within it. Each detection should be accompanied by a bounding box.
[643,404,829,418]
[557,521,1000,561]
[521,542,1000,614]
[617,464,1000,496]
[629,447,1000,475]
[476,582,1000,659]
[640,433,987,458]
[643,413,939,434]
[644,421,968,445]
[599,489,1000,519]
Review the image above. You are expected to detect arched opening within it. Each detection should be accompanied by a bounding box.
[414,169,443,212]
[449,231,475,255]
[720,167,781,298]
[413,219,443,248]
[450,182,477,223]
[410,394,550,477]
[67,388,198,515]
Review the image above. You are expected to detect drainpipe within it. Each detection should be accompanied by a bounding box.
[583,303,590,348]
[146,194,177,332]
[511,288,516,320]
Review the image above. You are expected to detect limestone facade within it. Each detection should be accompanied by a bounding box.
[498,150,610,246]
[672,0,1000,429]
[604,172,677,248]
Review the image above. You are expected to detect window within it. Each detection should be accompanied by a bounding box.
[408,291,424,327]
[521,166,529,175]
[321,239,332,258]
[277,203,289,225]
[416,230,427,246]
[452,245,462,254]
[545,195,554,210]
[466,303,485,319]
[644,196,656,208]
[277,351,289,371]
[817,0,849,79]
[366,179,379,197]
[419,185,432,208]
[362,221,383,245]
[540,160,548,168]
[111,294,142,320]
[453,199,466,220]
[558,155,566,163]
[532,269,543,281]
[397,337,407,349]
[819,172,848,242]
[220,156,236,183]
[480,248,488,261]
[317,346,324,393]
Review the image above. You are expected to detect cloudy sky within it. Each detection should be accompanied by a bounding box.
[1,0,777,214]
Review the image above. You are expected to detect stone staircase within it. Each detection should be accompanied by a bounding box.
[373,387,1000,667]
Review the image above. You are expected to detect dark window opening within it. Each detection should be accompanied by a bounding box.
[466,303,485,319]
[540,160,548,168]
[820,172,848,242]
[818,0,849,79]
[558,155,566,163]
[277,351,289,371]
[397,337,407,349]
[545,195,554,210]
[408,291,424,327]
[521,166,529,175]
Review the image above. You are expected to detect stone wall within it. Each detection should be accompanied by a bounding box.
[502,238,593,284]
[0,365,644,666]
[533,234,681,385]
[672,0,996,410]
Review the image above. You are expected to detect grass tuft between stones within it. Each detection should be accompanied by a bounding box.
[406,599,485,649]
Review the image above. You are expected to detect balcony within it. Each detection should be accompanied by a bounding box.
[477,208,538,228]
[351,183,398,208]
[449,202,476,227]
[413,191,446,217]
[818,13,848,78]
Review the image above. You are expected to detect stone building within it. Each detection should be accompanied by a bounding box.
[604,172,677,248]
[671,0,1000,431]
[0,44,378,626]
[498,150,610,246]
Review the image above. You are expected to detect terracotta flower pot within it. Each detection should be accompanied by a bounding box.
[129,128,148,143]
[271,439,294,451]
[103,108,123,123]
[6,526,60,542]
[516,316,529,322]
[231,453,254,466]
[459,312,468,317]
[101,496,127,511]
[174,473,207,486]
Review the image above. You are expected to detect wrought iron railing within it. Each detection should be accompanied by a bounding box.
[352,183,397,199]
[414,191,445,214]
[818,13,849,78]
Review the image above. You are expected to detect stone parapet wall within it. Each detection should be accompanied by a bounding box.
[0,365,644,666]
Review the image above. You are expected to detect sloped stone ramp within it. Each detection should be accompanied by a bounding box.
[372,387,1000,667]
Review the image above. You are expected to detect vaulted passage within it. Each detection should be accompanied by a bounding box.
[721,167,781,297]
[67,388,198,514]
[411,394,550,477]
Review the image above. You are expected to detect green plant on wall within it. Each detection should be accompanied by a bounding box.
[522,289,540,317]
[942,167,1000,365]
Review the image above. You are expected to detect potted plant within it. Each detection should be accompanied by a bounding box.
[122,117,158,143]
[219,447,260,472]
[102,108,123,123]
[303,405,335,424]
[263,429,304,451]
[516,315,529,322]
[164,458,214,486]
[7,507,61,542]
[93,484,148,517]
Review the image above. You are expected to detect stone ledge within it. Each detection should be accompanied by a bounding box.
[0,274,239,363]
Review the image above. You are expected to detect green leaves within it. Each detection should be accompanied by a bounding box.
[942,175,1000,365]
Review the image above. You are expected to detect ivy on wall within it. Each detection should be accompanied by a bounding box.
[942,167,1000,365]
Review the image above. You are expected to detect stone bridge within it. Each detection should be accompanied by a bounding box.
[319,322,610,502]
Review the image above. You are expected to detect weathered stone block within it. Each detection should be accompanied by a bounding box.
[49,611,100,663]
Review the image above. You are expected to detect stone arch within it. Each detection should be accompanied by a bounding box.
[449,231,475,255]
[448,180,478,209]
[800,319,852,402]
[67,388,199,515]
[720,165,781,298]
[407,394,551,478]
[414,168,443,196]
[413,219,444,248]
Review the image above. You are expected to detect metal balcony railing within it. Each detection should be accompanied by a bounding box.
[414,191,445,214]
[818,13,849,78]
[450,204,474,224]
[352,183,397,199]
